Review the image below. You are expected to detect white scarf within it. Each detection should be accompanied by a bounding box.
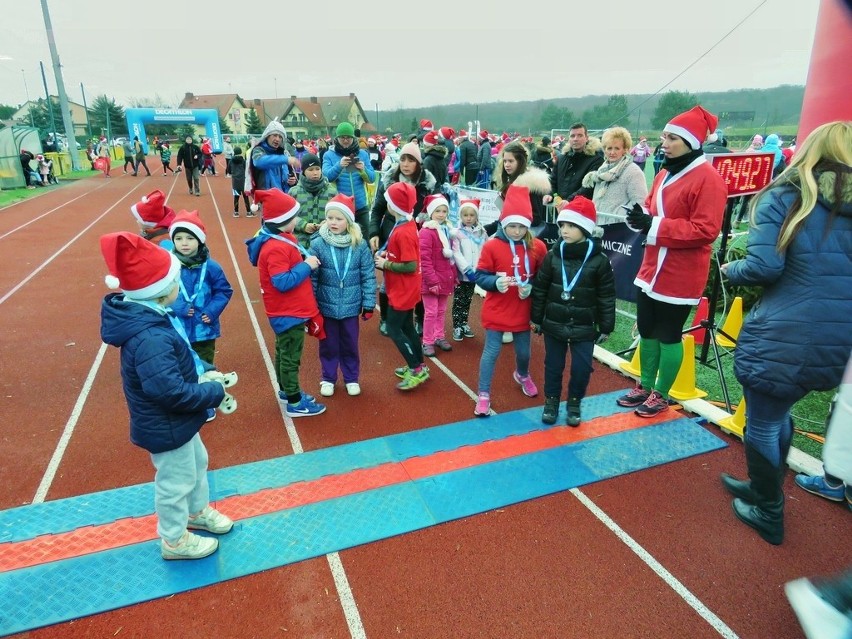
[581,154,634,199]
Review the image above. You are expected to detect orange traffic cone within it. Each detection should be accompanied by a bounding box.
[620,342,641,377]
[688,297,709,346]
[716,296,743,348]
[668,335,709,401]
[718,398,746,440]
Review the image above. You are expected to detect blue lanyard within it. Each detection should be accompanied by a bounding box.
[262,228,311,258]
[379,219,407,254]
[178,261,207,304]
[509,239,531,287]
[559,240,593,300]
[330,245,353,288]
[166,310,206,377]
[459,226,485,247]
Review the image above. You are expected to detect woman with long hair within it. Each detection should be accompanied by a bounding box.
[719,120,852,545]
[490,141,552,236]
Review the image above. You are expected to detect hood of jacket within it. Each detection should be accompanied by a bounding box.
[101,294,169,348]
[245,230,275,267]
[817,169,852,216]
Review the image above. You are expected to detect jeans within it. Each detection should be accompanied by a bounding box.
[478,329,531,393]
[151,433,209,544]
[543,335,594,399]
[742,385,795,467]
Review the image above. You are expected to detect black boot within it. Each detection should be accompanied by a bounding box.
[732,445,785,545]
[722,418,793,503]
[566,397,581,427]
[542,397,559,425]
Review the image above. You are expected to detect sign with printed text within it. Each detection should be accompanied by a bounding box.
[709,152,775,197]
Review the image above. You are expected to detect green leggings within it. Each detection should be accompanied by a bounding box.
[275,325,306,398]
[639,338,683,398]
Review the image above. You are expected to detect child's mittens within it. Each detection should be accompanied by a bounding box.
[361,308,373,321]
[199,370,239,388]
[218,392,237,414]
[495,276,512,293]
[518,283,532,300]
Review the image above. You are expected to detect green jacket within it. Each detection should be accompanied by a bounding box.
[290,177,338,248]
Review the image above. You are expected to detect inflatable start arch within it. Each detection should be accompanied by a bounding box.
[125,108,222,154]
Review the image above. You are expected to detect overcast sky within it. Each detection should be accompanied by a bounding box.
[0,0,819,112]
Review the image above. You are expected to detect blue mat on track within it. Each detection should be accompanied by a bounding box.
[0,391,726,636]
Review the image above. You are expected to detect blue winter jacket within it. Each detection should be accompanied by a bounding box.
[309,235,377,319]
[100,294,224,454]
[251,141,291,192]
[726,171,852,399]
[322,148,375,211]
[170,256,233,343]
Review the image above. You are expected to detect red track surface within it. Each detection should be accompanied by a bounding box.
[1,161,848,638]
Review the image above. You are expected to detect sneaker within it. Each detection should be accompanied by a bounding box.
[379,321,389,336]
[277,390,316,403]
[189,190,193,196]
[616,385,650,407]
[194,191,201,196]
[502,332,514,344]
[246,212,257,218]
[394,365,410,379]
[452,327,464,341]
[233,211,240,218]
[319,381,335,397]
[542,396,559,425]
[345,382,361,396]
[187,506,234,534]
[794,474,846,502]
[286,395,326,417]
[513,370,538,397]
[397,365,429,391]
[161,531,219,560]
[785,576,852,639]
[462,324,475,338]
[434,338,453,352]
[423,343,436,357]
[634,390,669,418]
[474,392,491,417]
[566,397,582,427]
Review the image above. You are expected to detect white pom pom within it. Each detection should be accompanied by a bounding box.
[706,133,718,144]
[105,274,120,289]
[443,248,453,258]
[250,203,259,213]
[141,196,149,204]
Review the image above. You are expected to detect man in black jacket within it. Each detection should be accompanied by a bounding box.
[175,136,202,196]
[457,133,479,186]
[547,123,604,203]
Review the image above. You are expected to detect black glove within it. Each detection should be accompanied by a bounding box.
[626,203,652,234]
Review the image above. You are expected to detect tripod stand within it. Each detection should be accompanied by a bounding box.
[683,197,740,412]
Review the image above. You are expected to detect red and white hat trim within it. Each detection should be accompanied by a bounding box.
[325,194,356,224]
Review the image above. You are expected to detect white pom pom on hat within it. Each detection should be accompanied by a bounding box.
[250,202,259,213]
[105,274,120,289]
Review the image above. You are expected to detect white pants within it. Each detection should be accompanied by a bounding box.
[150,434,209,544]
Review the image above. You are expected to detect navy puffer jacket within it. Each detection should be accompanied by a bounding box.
[101,294,224,454]
[726,170,852,399]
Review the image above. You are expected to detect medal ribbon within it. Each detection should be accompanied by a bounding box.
[559,240,593,299]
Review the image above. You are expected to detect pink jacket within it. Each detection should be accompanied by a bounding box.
[419,223,458,295]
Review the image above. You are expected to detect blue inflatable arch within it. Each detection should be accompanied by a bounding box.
[125,108,222,154]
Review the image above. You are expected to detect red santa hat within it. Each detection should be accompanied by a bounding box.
[423,130,440,146]
[424,194,449,218]
[419,119,433,131]
[367,137,377,145]
[663,105,719,150]
[252,189,300,224]
[385,182,416,220]
[131,190,175,229]
[556,196,598,237]
[499,185,532,229]
[325,194,356,224]
[458,198,480,216]
[169,210,207,244]
[438,126,456,141]
[100,231,181,301]
[500,132,511,143]
[458,129,468,138]
[479,130,489,140]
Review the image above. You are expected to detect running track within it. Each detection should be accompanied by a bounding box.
[0,160,847,638]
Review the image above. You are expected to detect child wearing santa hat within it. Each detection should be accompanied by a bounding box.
[620,104,727,418]
[131,189,177,249]
[100,232,234,560]
[472,184,547,416]
[530,197,616,426]
[168,210,234,366]
[290,152,338,248]
[373,182,430,391]
[419,194,457,356]
[450,198,488,341]
[308,194,377,397]
[245,189,327,416]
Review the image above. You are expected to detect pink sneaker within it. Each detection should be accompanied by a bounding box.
[513,371,538,397]
[474,392,491,417]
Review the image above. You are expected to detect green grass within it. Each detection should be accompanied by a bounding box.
[0,163,112,208]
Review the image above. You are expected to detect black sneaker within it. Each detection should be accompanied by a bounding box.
[566,397,581,427]
[542,397,559,425]
[462,324,475,338]
[616,385,650,407]
[634,391,670,418]
[233,211,240,218]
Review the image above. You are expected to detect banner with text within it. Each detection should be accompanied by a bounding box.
[600,223,645,303]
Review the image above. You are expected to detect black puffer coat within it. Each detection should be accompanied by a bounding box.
[530,237,616,342]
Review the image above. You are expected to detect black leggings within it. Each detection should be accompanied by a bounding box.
[635,290,692,344]
[385,307,423,368]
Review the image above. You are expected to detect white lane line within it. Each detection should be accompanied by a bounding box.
[33,343,108,503]
[208,190,367,638]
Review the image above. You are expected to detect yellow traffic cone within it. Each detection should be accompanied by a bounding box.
[668,335,709,401]
[716,296,743,348]
[718,398,746,440]
[620,343,641,376]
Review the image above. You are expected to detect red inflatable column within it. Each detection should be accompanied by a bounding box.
[798,0,852,142]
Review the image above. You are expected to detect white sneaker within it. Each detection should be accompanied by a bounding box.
[161,531,219,560]
[187,505,234,534]
[346,382,361,396]
[320,381,335,397]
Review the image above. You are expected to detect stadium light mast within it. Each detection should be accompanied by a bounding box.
[40,0,80,169]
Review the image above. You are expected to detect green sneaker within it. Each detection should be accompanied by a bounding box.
[394,365,410,379]
[397,366,430,390]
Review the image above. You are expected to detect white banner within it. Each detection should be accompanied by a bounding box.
[450,185,501,226]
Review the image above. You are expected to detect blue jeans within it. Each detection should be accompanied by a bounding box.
[150,433,209,544]
[742,386,795,467]
[543,335,594,399]
[478,329,531,394]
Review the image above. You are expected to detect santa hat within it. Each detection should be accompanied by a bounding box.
[169,210,207,244]
[325,193,356,224]
[479,130,489,140]
[458,198,480,216]
[260,118,287,142]
[367,137,376,145]
[501,132,511,143]
[438,126,455,141]
[419,119,433,131]
[458,129,468,138]
[252,189,300,224]
[100,232,181,301]
[556,196,598,237]
[499,185,532,229]
[399,141,422,164]
[423,130,440,146]
[424,194,449,218]
[385,182,416,220]
[131,190,175,229]
[663,105,719,150]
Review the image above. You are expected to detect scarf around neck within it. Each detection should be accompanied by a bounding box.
[299,174,329,195]
[582,153,633,196]
[318,223,353,248]
[663,148,704,176]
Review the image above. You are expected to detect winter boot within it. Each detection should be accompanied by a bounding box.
[722,419,793,503]
[732,445,785,545]
[566,397,582,427]
[542,396,559,425]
